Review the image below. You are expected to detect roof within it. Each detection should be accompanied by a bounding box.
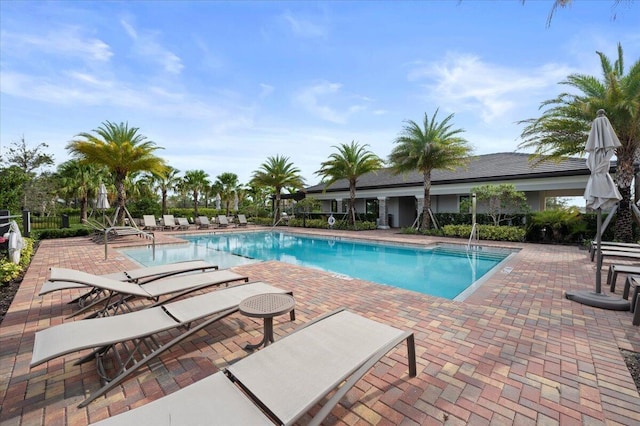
[306,152,591,193]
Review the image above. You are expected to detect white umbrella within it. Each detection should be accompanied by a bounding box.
[97,184,110,210]
[233,192,239,211]
[97,183,110,225]
[215,193,221,210]
[566,110,628,310]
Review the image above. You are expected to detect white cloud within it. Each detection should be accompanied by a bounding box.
[120,19,183,75]
[0,27,112,62]
[281,10,328,38]
[292,81,372,124]
[259,83,275,98]
[408,53,573,123]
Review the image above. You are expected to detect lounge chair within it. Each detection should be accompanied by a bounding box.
[195,216,213,229]
[598,250,640,263]
[30,281,294,408]
[91,308,416,425]
[590,241,640,261]
[237,214,248,227]
[176,217,192,230]
[162,215,179,230]
[607,264,640,293]
[217,214,229,228]
[42,267,249,318]
[39,260,219,306]
[142,215,162,231]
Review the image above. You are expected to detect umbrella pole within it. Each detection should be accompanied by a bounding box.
[596,207,602,294]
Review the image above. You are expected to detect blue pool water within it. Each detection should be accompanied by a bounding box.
[120,231,515,300]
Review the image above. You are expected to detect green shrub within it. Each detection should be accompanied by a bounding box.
[35,228,92,240]
[0,237,35,284]
[527,208,588,244]
[442,224,525,242]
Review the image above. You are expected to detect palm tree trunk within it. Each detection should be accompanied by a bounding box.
[349,182,356,226]
[193,191,199,217]
[615,151,635,242]
[421,170,432,230]
[274,193,281,225]
[115,177,126,225]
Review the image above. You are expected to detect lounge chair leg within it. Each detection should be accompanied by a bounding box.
[608,266,617,292]
[77,307,239,408]
[633,293,640,326]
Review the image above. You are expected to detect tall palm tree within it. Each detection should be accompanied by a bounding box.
[214,172,241,216]
[56,159,106,222]
[182,169,210,217]
[67,121,166,224]
[147,166,181,214]
[519,43,640,242]
[250,155,305,224]
[388,110,473,230]
[316,141,384,225]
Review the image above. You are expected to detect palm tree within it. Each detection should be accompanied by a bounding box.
[250,155,305,224]
[316,141,384,225]
[214,172,241,216]
[519,43,640,242]
[56,159,106,222]
[147,166,181,214]
[388,110,473,230]
[182,169,210,217]
[67,121,166,224]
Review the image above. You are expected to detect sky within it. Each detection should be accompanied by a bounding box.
[1,1,639,188]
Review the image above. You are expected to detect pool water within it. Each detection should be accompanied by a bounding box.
[120,231,515,300]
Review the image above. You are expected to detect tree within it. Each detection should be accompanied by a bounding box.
[182,170,210,217]
[541,0,633,27]
[468,184,530,226]
[388,110,473,230]
[147,166,181,215]
[316,141,384,225]
[4,136,55,208]
[250,155,305,224]
[68,121,166,224]
[56,160,106,222]
[518,43,640,242]
[0,166,29,213]
[214,172,241,216]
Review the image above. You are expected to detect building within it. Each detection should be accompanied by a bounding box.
[305,152,600,229]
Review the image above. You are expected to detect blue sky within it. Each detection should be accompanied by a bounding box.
[1,1,638,186]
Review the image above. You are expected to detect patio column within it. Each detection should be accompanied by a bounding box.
[377,197,389,229]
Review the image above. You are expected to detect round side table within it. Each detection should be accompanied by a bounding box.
[239,293,295,350]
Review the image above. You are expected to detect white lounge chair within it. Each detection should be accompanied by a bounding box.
[42,267,249,318]
[91,309,416,424]
[162,215,179,230]
[237,214,248,227]
[30,281,294,408]
[195,216,213,229]
[142,215,162,231]
[39,260,219,306]
[176,217,192,230]
[217,215,229,228]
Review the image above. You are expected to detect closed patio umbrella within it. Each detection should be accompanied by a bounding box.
[215,193,221,210]
[97,183,110,225]
[566,110,628,310]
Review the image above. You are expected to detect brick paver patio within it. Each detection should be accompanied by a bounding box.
[1,227,639,425]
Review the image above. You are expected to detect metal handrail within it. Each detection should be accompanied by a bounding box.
[467,223,479,250]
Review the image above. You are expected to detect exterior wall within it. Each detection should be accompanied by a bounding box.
[308,173,591,227]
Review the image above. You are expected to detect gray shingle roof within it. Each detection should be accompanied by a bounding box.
[306,152,590,193]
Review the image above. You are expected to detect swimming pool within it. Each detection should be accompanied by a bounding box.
[120,231,516,300]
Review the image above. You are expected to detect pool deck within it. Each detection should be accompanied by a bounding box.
[1,226,640,425]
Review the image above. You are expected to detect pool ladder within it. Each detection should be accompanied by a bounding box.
[467,223,480,251]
